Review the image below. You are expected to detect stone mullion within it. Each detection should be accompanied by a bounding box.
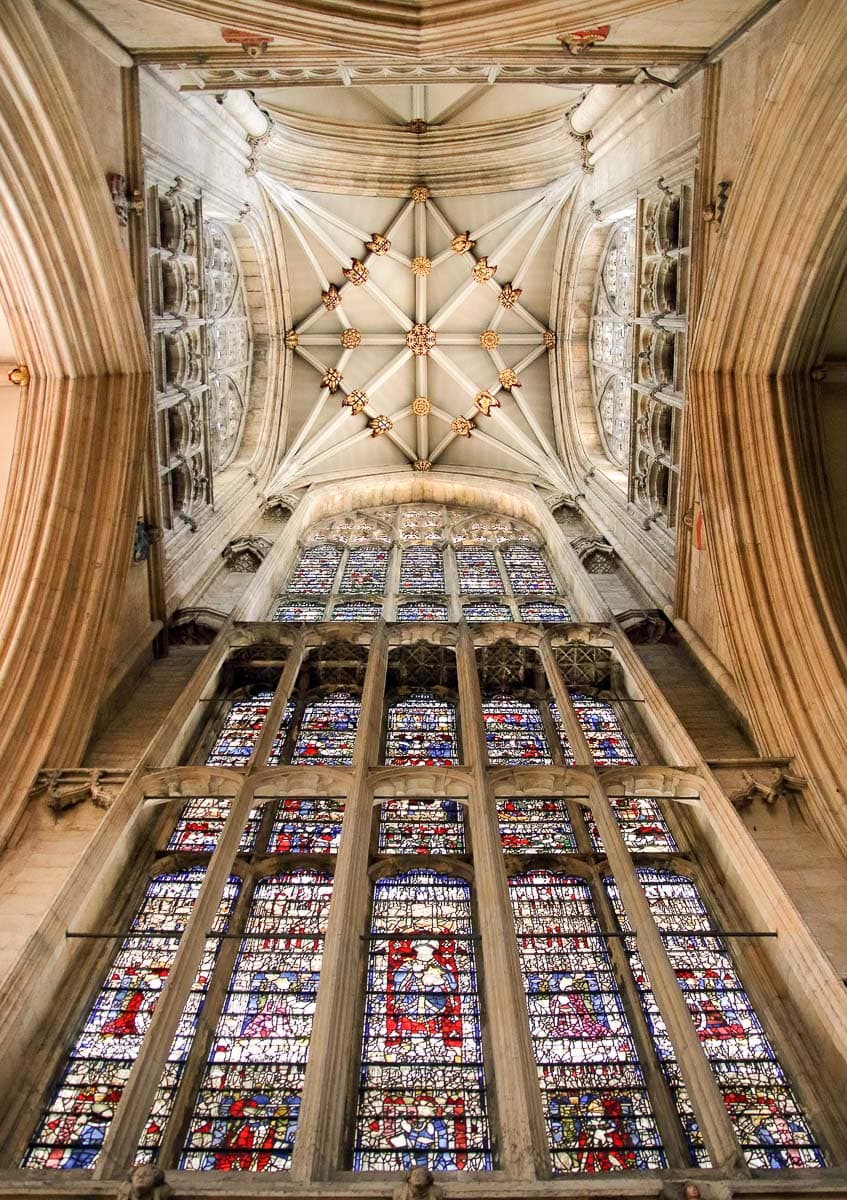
[290,626,388,1179]
[92,633,307,1175]
[587,775,746,1173]
[492,545,517,618]
[443,540,461,621]
[538,634,593,768]
[456,625,550,1178]
[384,540,401,620]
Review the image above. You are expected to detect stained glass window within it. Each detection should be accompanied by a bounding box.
[24,870,239,1169]
[567,692,639,765]
[288,545,342,595]
[586,796,678,855]
[614,870,824,1169]
[340,545,389,594]
[206,692,274,768]
[353,870,491,1171]
[400,545,445,592]
[167,797,260,855]
[456,547,504,594]
[502,545,556,594]
[509,870,664,1171]
[331,601,382,622]
[291,690,360,766]
[519,602,572,623]
[271,599,325,623]
[463,602,513,623]
[266,702,296,768]
[378,798,465,855]
[396,601,449,623]
[591,220,635,468]
[180,869,334,1170]
[497,795,578,854]
[384,692,458,768]
[483,695,553,766]
[267,797,345,855]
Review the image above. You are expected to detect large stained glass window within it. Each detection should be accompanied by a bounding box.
[463,601,512,623]
[291,690,361,766]
[456,548,504,594]
[206,692,273,767]
[384,692,458,768]
[614,870,824,1169]
[519,602,572,623]
[378,798,466,855]
[557,693,638,765]
[271,600,325,623]
[400,546,445,593]
[24,870,239,1169]
[497,795,578,854]
[353,870,491,1170]
[180,869,334,1170]
[586,796,678,855]
[267,797,345,855]
[288,545,342,595]
[396,600,449,623]
[509,870,664,1171]
[331,601,382,622]
[340,545,389,594]
[502,545,556,594]
[590,220,635,468]
[483,695,553,766]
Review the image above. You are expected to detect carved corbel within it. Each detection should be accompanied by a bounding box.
[730,769,807,810]
[222,534,273,572]
[262,492,300,520]
[571,535,617,573]
[118,1165,173,1200]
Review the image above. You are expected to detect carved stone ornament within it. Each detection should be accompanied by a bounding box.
[571,535,617,573]
[262,492,300,519]
[393,1167,443,1200]
[451,415,474,437]
[406,323,437,356]
[558,24,610,54]
[34,768,120,814]
[616,608,671,644]
[340,328,362,349]
[370,414,393,437]
[107,172,129,227]
[407,118,429,134]
[413,458,432,471]
[545,491,583,515]
[284,330,299,350]
[117,1164,173,1200]
[498,367,521,389]
[366,233,391,255]
[472,256,497,283]
[344,389,368,414]
[222,535,273,572]
[343,258,369,286]
[479,329,500,349]
[543,329,557,348]
[499,282,522,308]
[221,26,274,56]
[7,364,29,386]
[412,396,431,415]
[451,230,475,254]
[730,769,807,811]
[411,255,432,277]
[474,390,500,417]
[321,367,343,392]
[411,184,430,202]
[321,284,342,310]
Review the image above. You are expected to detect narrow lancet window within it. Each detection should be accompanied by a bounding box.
[288,545,342,594]
[267,797,345,854]
[400,545,445,592]
[340,545,389,593]
[378,798,466,855]
[519,601,572,623]
[483,695,552,766]
[502,544,556,594]
[291,690,361,765]
[396,600,449,622]
[456,547,504,594]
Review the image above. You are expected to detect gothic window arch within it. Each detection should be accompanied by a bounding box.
[589,219,636,470]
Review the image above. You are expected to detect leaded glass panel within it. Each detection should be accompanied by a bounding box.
[271,599,325,622]
[288,545,342,595]
[384,692,458,768]
[206,693,273,767]
[568,693,639,765]
[502,545,556,594]
[267,797,345,855]
[167,798,260,855]
[456,547,504,594]
[587,796,678,855]
[331,601,382,622]
[483,695,552,766]
[267,701,296,768]
[291,691,360,766]
[519,602,572,623]
[497,796,577,854]
[353,870,491,1171]
[378,798,465,855]
[463,602,513,623]
[340,545,389,594]
[400,546,445,592]
[396,601,449,623]
[509,870,665,1171]
[180,869,333,1170]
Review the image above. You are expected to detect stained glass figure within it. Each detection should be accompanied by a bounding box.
[586,796,678,855]
[167,798,260,855]
[331,601,382,622]
[519,602,572,623]
[378,798,466,855]
[483,695,553,766]
[497,796,577,854]
[180,869,334,1170]
[291,690,360,766]
[400,546,445,593]
[353,870,491,1171]
[24,870,239,1169]
[287,545,342,595]
[455,547,504,594]
[267,797,345,855]
[462,602,513,623]
[568,692,638,765]
[614,870,824,1169]
[502,544,556,594]
[340,545,389,594]
[396,601,449,623]
[509,870,664,1171]
[384,692,458,768]
[263,702,295,769]
[271,599,325,623]
[206,692,274,768]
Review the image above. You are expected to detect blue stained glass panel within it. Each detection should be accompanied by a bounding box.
[587,796,678,855]
[271,599,325,623]
[463,602,513,623]
[180,869,334,1171]
[519,602,572,623]
[497,795,577,854]
[503,545,557,594]
[564,692,638,765]
[483,695,553,766]
[510,870,665,1171]
[354,870,491,1171]
[206,693,274,768]
[291,690,360,766]
[384,692,458,768]
[378,798,465,855]
[267,796,345,854]
[288,545,342,595]
[396,601,449,623]
[400,546,445,592]
[340,545,389,594]
[331,601,382,622]
[456,548,504,594]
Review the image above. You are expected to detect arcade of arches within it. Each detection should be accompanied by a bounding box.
[0,0,846,1196]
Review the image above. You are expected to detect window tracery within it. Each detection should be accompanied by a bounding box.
[590,220,635,469]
